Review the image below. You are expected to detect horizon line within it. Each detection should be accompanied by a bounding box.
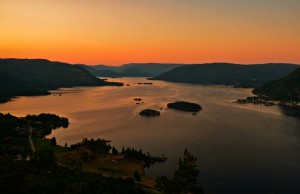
[1,57,299,67]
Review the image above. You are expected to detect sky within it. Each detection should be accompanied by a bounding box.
[1,0,300,66]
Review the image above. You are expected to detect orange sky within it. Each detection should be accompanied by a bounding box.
[1,0,300,66]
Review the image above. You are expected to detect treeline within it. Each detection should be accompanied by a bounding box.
[0,113,25,131]
[70,138,112,155]
[120,147,167,168]
[0,113,68,132]
[26,113,69,136]
[69,138,167,168]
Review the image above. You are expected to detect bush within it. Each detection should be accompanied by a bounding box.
[133,171,141,181]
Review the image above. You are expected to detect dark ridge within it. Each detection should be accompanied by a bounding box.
[151,63,299,87]
[253,67,300,101]
[76,64,122,78]
[121,68,152,77]
[119,63,183,76]
[82,63,183,77]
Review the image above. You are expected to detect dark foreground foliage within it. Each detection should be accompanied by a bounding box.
[0,113,163,194]
[70,138,112,155]
[0,153,144,194]
[121,147,167,168]
[0,113,68,156]
[155,149,204,194]
[26,113,69,137]
[69,138,167,168]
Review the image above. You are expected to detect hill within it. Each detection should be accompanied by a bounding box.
[77,64,122,77]
[151,63,299,87]
[120,63,183,76]
[95,70,123,77]
[253,67,300,101]
[0,59,122,103]
[121,67,152,77]
[93,64,121,72]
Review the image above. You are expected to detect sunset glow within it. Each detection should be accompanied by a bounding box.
[1,0,300,65]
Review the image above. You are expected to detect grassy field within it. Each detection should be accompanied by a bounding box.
[31,139,158,189]
[33,138,69,153]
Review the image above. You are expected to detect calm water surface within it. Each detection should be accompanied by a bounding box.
[1,77,300,194]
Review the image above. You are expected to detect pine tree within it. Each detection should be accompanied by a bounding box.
[172,149,203,194]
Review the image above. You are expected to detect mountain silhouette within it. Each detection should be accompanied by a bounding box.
[253,67,300,101]
[151,63,299,87]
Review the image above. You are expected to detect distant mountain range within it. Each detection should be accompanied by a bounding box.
[78,63,183,77]
[119,63,183,76]
[253,67,300,101]
[0,59,121,103]
[76,65,122,78]
[1,59,299,103]
[150,63,299,87]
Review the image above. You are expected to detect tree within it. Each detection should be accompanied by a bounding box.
[82,151,89,162]
[173,149,203,194]
[155,176,171,192]
[33,149,57,170]
[155,149,203,194]
[50,137,57,146]
[133,171,141,181]
[112,146,118,155]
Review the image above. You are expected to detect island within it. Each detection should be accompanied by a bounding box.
[139,109,160,116]
[137,82,153,85]
[167,101,202,112]
[134,98,142,102]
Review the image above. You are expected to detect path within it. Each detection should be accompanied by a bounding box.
[28,127,36,152]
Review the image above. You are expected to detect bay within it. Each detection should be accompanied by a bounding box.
[1,77,299,193]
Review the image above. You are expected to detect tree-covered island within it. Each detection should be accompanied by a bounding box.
[139,109,160,116]
[167,101,202,112]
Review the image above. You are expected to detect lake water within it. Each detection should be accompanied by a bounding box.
[1,77,300,194]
